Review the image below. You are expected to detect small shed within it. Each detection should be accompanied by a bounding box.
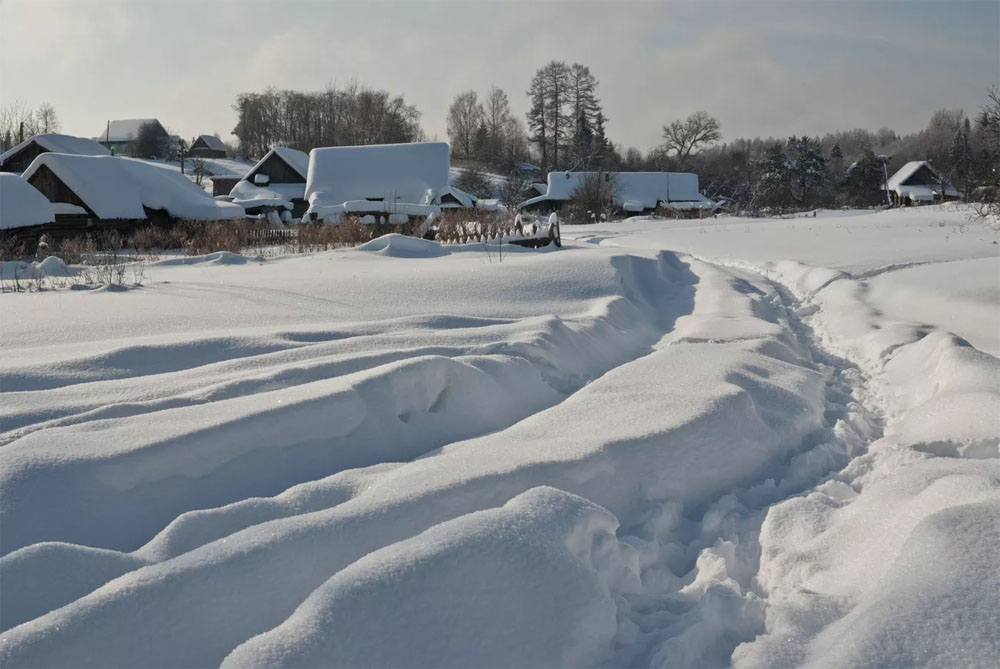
[0,134,109,174]
[190,135,227,158]
[439,185,477,209]
[210,176,241,197]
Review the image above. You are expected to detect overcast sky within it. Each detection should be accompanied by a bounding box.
[1,0,997,150]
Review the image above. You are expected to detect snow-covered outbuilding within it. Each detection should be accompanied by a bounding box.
[0,134,110,174]
[21,154,244,231]
[885,161,960,205]
[96,119,170,155]
[439,185,477,209]
[305,142,449,223]
[517,171,715,214]
[230,147,309,218]
[0,173,55,231]
[189,135,227,158]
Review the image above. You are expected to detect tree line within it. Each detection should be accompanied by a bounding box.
[231,83,423,160]
[0,101,60,149]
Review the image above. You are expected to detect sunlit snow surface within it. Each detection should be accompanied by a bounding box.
[1,205,997,668]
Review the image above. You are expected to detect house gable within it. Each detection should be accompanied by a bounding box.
[25,163,95,217]
[249,151,306,184]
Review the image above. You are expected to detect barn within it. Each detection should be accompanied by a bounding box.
[0,134,109,174]
[304,142,449,223]
[20,154,244,239]
[230,147,309,218]
[190,135,227,158]
[885,161,960,205]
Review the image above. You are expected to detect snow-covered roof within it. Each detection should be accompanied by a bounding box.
[272,147,310,179]
[518,171,713,211]
[228,180,294,211]
[897,186,937,201]
[241,147,310,185]
[97,119,166,142]
[440,185,477,208]
[886,161,959,197]
[0,174,55,229]
[22,154,245,221]
[0,133,110,167]
[195,135,227,151]
[305,142,449,218]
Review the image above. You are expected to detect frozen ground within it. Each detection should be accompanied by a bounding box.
[0,206,997,667]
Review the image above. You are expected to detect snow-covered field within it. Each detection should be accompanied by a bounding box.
[1,206,998,667]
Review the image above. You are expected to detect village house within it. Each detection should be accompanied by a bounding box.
[20,153,243,237]
[96,119,170,156]
[189,135,228,158]
[304,142,450,224]
[0,133,109,174]
[228,147,310,218]
[517,171,715,214]
[885,161,960,205]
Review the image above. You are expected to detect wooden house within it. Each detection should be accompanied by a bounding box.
[885,161,960,205]
[0,134,109,174]
[190,135,228,158]
[19,154,243,239]
[97,119,170,156]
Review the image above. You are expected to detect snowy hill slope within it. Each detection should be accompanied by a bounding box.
[0,207,997,667]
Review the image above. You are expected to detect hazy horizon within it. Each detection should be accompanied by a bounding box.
[2,0,997,151]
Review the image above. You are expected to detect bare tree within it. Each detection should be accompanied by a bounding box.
[565,172,618,223]
[662,111,721,168]
[483,86,512,162]
[447,90,483,160]
[35,104,60,133]
[0,100,39,146]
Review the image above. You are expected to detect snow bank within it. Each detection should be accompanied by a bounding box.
[0,255,840,667]
[355,233,450,258]
[0,256,72,282]
[222,487,639,668]
[0,174,54,229]
[153,251,253,266]
[21,154,245,221]
[731,253,1000,668]
[1,208,996,666]
[305,142,448,220]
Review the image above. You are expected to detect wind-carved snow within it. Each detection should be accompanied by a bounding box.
[0,206,996,667]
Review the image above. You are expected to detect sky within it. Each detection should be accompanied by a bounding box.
[1,0,997,152]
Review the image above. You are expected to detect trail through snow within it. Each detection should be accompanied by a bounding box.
[0,206,997,667]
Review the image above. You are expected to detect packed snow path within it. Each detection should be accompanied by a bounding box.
[1,207,997,667]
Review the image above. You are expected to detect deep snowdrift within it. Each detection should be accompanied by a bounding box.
[0,207,996,667]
